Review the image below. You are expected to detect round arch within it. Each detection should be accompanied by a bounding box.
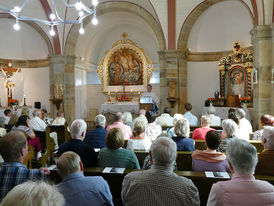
[177,0,254,51]
[64,1,166,56]
[0,14,54,57]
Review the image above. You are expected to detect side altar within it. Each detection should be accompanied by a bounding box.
[205,42,255,108]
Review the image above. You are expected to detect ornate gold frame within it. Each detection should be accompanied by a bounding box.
[97,33,154,93]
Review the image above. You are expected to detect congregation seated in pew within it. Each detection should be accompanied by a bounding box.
[127,119,151,151]
[57,119,97,167]
[98,128,140,169]
[192,115,215,140]
[192,130,230,172]
[144,110,162,140]
[172,118,195,151]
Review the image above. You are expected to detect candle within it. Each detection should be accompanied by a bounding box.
[131,89,133,93]
[108,91,110,95]
[115,89,118,93]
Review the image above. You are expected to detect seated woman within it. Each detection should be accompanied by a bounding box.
[127,120,151,151]
[167,113,184,137]
[207,138,274,205]
[98,128,140,169]
[123,112,133,130]
[172,118,195,151]
[218,119,239,152]
[192,130,229,172]
[253,114,274,140]
[192,115,215,140]
[11,115,42,158]
[144,110,162,140]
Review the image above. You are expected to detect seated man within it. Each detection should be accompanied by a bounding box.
[207,106,221,126]
[156,107,174,128]
[3,109,12,126]
[57,119,97,167]
[237,108,252,141]
[57,151,113,206]
[255,126,274,175]
[51,111,66,126]
[0,131,49,201]
[84,114,107,148]
[122,136,200,205]
[207,138,274,205]
[29,109,59,150]
[29,109,47,131]
[183,103,198,126]
[106,112,133,139]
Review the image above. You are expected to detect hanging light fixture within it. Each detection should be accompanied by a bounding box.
[0,0,99,34]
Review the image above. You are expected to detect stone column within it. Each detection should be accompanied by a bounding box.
[158,50,185,115]
[251,25,273,129]
[50,55,76,125]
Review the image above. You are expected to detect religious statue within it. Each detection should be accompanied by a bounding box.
[0,63,21,105]
[230,69,244,96]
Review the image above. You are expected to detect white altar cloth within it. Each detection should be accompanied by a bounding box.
[100,102,139,114]
[202,106,253,121]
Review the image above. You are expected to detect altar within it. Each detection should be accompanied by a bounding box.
[99,102,140,114]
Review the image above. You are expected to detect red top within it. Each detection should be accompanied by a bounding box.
[192,127,215,140]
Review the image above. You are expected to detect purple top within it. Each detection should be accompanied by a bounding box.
[192,158,230,172]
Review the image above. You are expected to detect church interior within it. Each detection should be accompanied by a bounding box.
[0,1,274,205]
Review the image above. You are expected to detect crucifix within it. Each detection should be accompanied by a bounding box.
[0,63,21,105]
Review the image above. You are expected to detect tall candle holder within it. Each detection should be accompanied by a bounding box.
[23,97,27,106]
[108,92,111,102]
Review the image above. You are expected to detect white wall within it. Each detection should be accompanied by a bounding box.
[0,19,48,59]
[187,62,220,118]
[0,67,50,110]
[188,0,253,52]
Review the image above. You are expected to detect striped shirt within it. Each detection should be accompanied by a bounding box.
[122,164,200,206]
[0,162,47,201]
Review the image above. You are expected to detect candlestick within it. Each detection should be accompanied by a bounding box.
[23,96,26,106]
[115,90,118,101]
[108,91,111,102]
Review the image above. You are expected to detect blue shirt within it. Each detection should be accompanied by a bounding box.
[57,172,113,206]
[0,162,47,201]
[84,126,107,148]
[172,136,195,151]
[183,112,198,126]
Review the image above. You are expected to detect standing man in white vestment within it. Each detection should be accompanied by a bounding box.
[140,84,159,112]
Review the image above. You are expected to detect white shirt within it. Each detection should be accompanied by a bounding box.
[127,139,152,151]
[156,113,174,127]
[209,114,221,126]
[4,116,10,125]
[29,116,47,131]
[140,92,159,105]
[51,117,66,126]
[238,118,252,141]
[183,112,198,126]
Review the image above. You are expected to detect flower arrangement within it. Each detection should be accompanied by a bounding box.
[8,99,19,106]
[207,98,216,103]
[240,97,252,103]
[117,93,131,102]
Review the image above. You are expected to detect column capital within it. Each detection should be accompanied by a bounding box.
[50,55,76,65]
[251,25,272,43]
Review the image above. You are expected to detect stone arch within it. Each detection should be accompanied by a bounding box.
[64,1,166,56]
[177,0,254,51]
[0,14,54,57]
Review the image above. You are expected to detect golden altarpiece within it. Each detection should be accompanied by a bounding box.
[218,42,253,107]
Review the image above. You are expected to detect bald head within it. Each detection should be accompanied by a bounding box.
[115,112,123,122]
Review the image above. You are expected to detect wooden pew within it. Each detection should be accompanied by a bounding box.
[49,167,274,206]
[194,140,264,153]
[49,122,71,145]
[40,126,56,167]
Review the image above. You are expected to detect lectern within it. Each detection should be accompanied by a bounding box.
[139,103,154,111]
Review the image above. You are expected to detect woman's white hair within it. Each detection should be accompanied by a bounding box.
[150,136,177,166]
[70,119,87,138]
[201,115,211,125]
[226,138,258,174]
[174,118,190,137]
[0,181,64,206]
[173,113,184,125]
[123,112,132,126]
[222,119,238,137]
[262,126,274,149]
